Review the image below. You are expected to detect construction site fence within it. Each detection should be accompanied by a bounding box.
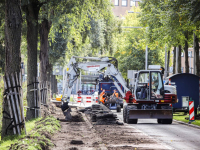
[3,72,26,135]
[27,77,51,118]
[3,73,51,136]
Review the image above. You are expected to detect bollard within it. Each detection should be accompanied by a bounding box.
[189,98,195,123]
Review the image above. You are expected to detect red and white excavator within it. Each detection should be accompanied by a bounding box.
[61,56,178,124]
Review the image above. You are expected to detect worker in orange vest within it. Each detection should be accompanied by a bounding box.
[100,93,108,104]
[100,89,106,104]
[112,89,119,98]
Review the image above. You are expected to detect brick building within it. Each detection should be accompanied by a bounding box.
[111,0,199,76]
[112,0,140,17]
[169,48,200,75]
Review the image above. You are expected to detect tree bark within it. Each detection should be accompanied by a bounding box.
[2,0,22,138]
[23,2,41,121]
[194,34,199,76]
[39,19,50,82]
[167,50,170,76]
[47,63,52,83]
[184,33,189,73]
[178,45,182,73]
[173,47,176,74]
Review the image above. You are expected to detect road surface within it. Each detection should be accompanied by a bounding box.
[116,109,200,150]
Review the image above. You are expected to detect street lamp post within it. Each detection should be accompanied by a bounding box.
[127,10,168,77]
[126,11,148,70]
[145,27,148,70]
[122,25,148,70]
[164,45,168,79]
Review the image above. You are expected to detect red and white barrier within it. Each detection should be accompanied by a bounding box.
[189,100,195,121]
[77,97,82,103]
[74,95,98,105]
[86,97,91,103]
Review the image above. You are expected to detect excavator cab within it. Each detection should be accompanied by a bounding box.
[135,70,164,101]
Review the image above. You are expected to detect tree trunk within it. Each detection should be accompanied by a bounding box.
[24,2,41,121]
[51,75,58,95]
[194,34,199,76]
[2,0,22,138]
[47,63,52,98]
[184,33,189,73]
[178,45,182,73]
[39,19,50,82]
[173,47,176,74]
[47,64,52,83]
[167,50,170,76]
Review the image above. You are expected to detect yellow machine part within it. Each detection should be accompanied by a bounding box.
[56,95,62,101]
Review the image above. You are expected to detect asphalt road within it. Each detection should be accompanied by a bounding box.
[116,109,200,150]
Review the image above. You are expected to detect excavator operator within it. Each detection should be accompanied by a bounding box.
[112,89,119,98]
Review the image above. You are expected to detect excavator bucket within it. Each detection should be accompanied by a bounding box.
[128,109,173,119]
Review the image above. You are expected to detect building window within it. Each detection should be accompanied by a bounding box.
[169,67,173,73]
[181,67,184,73]
[115,0,119,6]
[122,0,127,6]
[188,51,192,57]
[189,67,192,73]
[130,0,136,6]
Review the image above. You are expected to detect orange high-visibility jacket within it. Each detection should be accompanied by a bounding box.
[112,92,119,98]
[100,91,105,97]
[100,96,106,104]
[100,91,105,104]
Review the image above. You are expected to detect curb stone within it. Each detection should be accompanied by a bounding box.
[173,119,200,129]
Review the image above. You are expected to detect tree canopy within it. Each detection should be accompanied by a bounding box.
[114,7,165,77]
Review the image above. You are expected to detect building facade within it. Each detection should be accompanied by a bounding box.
[169,48,200,75]
[112,0,140,17]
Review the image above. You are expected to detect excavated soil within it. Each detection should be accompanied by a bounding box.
[50,103,171,150]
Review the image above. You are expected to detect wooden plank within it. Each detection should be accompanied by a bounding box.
[33,77,36,117]
[3,76,16,134]
[44,82,47,104]
[49,81,51,101]
[11,73,22,135]
[47,81,50,103]
[16,72,23,118]
[16,72,26,134]
[34,76,38,117]
[46,81,48,103]
[36,77,40,117]
[41,82,44,104]
[42,82,45,105]
[6,74,21,134]
[43,82,46,105]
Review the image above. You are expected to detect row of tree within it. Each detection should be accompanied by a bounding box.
[114,6,165,77]
[1,0,120,138]
[139,0,200,75]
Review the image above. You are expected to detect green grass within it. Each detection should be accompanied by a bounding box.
[0,116,60,150]
[173,112,200,126]
[0,117,41,149]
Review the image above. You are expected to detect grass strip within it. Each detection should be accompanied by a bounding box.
[173,112,200,126]
[0,116,60,150]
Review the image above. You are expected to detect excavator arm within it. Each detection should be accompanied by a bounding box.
[61,56,130,105]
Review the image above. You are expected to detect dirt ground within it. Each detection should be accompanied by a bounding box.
[50,103,171,150]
